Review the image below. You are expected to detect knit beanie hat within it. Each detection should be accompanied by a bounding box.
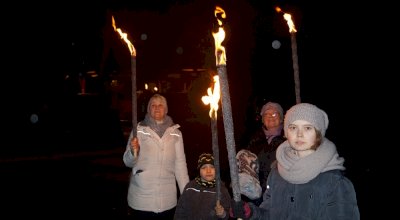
[197,153,214,169]
[284,103,329,137]
[260,102,284,122]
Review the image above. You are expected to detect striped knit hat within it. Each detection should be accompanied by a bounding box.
[197,153,214,169]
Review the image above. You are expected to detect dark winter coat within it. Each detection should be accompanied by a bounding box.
[249,166,360,220]
[174,179,231,220]
[247,128,286,192]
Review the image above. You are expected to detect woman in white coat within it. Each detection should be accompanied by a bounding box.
[123,94,190,219]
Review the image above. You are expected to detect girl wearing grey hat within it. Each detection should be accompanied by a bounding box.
[231,103,360,220]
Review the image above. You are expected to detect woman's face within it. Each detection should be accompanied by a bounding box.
[200,164,216,182]
[149,98,166,121]
[286,120,317,156]
[262,109,281,129]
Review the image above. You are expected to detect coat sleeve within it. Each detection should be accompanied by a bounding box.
[123,129,138,168]
[249,166,277,220]
[323,175,360,220]
[220,185,232,220]
[173,129,190,194]
[174,183,190,219]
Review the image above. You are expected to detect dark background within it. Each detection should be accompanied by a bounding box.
[2,0,392,218]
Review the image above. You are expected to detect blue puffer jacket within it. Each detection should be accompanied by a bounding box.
[249,165,360,220]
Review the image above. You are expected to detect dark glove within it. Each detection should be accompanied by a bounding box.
[229,200,252,219]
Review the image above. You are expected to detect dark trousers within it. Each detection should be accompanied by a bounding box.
[127,206,176,220]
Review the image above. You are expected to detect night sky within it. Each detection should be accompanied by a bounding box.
[2,0,392,217]
[6,1,389,140]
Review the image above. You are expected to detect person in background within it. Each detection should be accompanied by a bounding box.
[123,93,190,219]
[174,153,231,220]
[244,101,286,204]
[231,103,360,220]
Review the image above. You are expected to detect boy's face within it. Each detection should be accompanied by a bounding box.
[200,164,216,182]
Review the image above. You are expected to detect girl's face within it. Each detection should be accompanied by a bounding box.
[286,120,317,157]
[200,164,216,182]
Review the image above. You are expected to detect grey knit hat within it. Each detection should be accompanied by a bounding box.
[260,102,284,122]
[284,103,329,137]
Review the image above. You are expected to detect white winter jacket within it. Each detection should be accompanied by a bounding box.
[123,123,189,213]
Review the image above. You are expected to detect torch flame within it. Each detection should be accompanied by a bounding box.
[214,6,226,26]
[202,75,220,119]
[212,6,226,66]
[275,7,297,33]
[112,16,136,56]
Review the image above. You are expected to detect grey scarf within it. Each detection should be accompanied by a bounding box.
[276,138,345,184]
[142,113,174,138]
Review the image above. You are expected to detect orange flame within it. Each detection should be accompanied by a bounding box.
[212,6,226,66]
[112,16,136,56]
[275,7,297,33]
[202,75,220,119]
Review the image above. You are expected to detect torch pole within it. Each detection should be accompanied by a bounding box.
[211,115,221,201]
[131,55,138,157]
[290,33,301,104]
[217,65,241,202]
